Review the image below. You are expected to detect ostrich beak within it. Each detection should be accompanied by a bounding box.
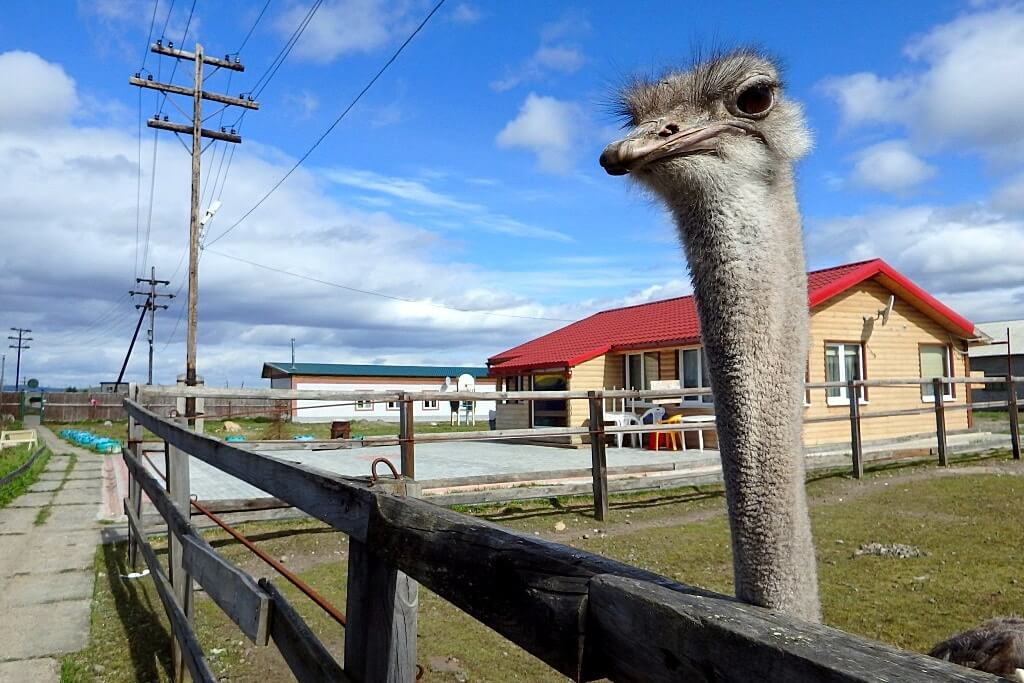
[599,121,758,175]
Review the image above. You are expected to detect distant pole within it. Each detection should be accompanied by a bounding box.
[7,327,32,390]
[0,354,5,417]
[290,338,296,368]
[1007,326,1020,461]
[130,266,173,385]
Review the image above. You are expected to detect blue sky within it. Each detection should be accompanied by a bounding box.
[1,0,1022,387]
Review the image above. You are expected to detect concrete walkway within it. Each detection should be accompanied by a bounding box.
[0,425,106,682]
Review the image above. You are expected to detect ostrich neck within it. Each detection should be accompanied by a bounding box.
[670,169,821,622]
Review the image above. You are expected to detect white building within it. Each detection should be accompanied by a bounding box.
[261,362,496,423]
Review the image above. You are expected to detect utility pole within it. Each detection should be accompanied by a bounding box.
[290,337,296,368]
[130,41,258,421]
[130,267,174,384]
[7,327,31,390]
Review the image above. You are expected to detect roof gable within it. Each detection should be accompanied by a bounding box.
[488,258,976,375]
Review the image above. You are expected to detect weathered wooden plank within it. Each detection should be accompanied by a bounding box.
[188,497,291,515]
[258,579,349,683]
[419,461,683,489]
[583,574,997,682]
[934,378,948,467]
[123,501,218,683]
[180,535,270,645]
[344,538,418,683]
[125,399,376,542]
[123,448,272,645]
[367,493,722,679]
[424,471,725,507]
[588,393,609,521]
[847,379,863,479]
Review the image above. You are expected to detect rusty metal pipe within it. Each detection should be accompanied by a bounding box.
[137,451,347,627]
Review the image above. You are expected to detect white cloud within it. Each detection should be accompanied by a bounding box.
[325,168,571,240]
[849,140,937,193]
[490,14,587,91]
[286,90,320,119]
[450,3,480,24]
[0,51,78,130]
[496,93,580,173]
[808,203,1024,321]
[820,5,1024,161]
[992,173,1024,214]
[278,0,415,63]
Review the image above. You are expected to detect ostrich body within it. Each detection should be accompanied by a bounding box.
[600,50,820,621]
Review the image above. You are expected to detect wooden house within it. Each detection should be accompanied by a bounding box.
[487,259,981,448]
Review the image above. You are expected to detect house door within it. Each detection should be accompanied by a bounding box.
[532,372,567,427]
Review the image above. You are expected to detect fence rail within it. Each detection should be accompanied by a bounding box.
[120,393,998,682]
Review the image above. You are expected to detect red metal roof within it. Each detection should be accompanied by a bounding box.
[488,258,976,375]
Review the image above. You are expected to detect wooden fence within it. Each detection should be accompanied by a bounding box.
[122,393,998,682]
[136,375,1022,522]
[37,391,286,423]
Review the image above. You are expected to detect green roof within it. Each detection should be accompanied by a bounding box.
[262,362,489,379]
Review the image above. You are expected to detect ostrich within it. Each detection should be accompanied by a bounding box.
[599,48,1024,679]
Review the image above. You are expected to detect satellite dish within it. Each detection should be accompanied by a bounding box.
[27,378,39,388]
[880,295,894,325]
[457,374,475,392]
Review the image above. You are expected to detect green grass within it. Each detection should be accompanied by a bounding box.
[63,450,1024,681]
[0,444,50,507]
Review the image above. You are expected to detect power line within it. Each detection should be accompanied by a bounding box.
[248,0,322,99]
[135,0,161,279]
[204,0,447,248]
[203,248,574,323]
[236,0,273,54]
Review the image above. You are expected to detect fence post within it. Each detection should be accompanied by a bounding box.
[127,385,143,569]
[847,379,863,479]
[399,393,415,479]
[1009,374,1021,461]
[932,378,948,467]
[588,391,609,521]
[167,413,193,683]
[345,480,420,682]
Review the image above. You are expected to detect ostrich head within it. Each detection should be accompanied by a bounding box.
[600,49,810,205]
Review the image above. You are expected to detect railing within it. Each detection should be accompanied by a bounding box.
[120,393,998,682]
[137,375,1022,522]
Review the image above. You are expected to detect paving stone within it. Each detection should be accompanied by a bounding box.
[35,472,67,481]
[0,507,37,533]
[58,479,101,491]
[0,601,91,659]
[41,504,100,531]
[2,529,98,576]
[51,488,101,506]
[0,658,59,683]
[6,492,53,508]
[27,481,60,492]
[3,571,94,607]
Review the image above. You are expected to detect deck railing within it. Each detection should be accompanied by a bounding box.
[121,393,1000,682]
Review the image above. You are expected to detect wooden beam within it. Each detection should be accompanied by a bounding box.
[147,119,242,143]
[847,379,863,479]
[344,539,418,682]
[588,391,609,521]
[259,579,350,683]
[123,449,272,645]
[583,574,996,682]
[123,501,218,683]
[150,42,245,71]
[130,76,259,109]
[933,378,948,467]
[124,399,377,542]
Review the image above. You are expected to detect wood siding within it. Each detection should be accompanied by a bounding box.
[803,280,968,445]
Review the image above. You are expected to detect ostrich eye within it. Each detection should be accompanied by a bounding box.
[735,83,774,117]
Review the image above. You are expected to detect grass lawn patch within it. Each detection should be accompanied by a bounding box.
[0,444,50,507]
[67,451,1024,682]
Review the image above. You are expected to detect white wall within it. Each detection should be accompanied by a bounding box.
[292,380,497,422]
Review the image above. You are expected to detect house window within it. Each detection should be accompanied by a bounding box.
[920,345,955,402]
[355,399,373,411]
[825,342,865,405]
[504,375,529,404]
[678,347,713,403]
[625,352,659,391]
[423,399,439,410]
[386,400,400,411]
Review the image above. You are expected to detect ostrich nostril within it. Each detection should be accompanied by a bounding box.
[599,142,629,175]
[658,122,680,138]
